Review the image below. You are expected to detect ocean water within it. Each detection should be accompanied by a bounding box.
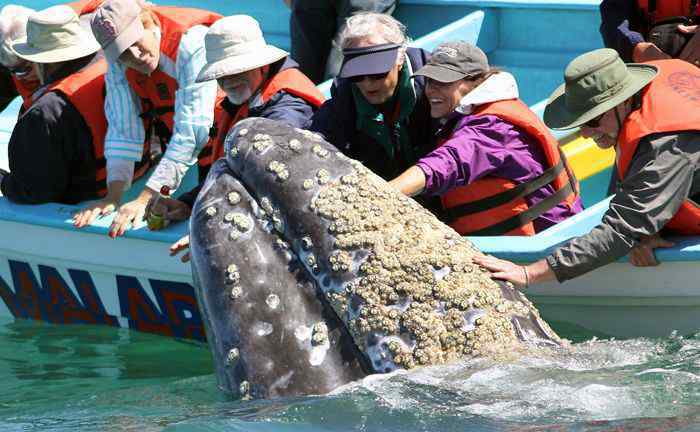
[3,316,700,432]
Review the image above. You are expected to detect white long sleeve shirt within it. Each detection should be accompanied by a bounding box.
[103,25,217,192]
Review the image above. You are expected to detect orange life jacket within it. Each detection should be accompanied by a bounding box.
[617,58,700,235]
[66,0,103,15]
[124,6,221,150]
[45,58,150,197]
[440,99,580,236]
[637,0,700,24]
[197,67,325,169]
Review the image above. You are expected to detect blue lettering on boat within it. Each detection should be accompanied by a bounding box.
[0,260,204,341]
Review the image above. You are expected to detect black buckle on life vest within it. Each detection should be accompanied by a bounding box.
[444,158,575,236]
[209,122,218,139]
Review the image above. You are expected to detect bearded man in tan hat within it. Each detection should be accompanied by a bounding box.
[0,5,114,204]
[475,48,700,287]
[151,15,324,262]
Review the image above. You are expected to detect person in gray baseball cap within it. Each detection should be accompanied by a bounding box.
[476,48,700,288]
[388,41,582,237]
[73,0,221,238]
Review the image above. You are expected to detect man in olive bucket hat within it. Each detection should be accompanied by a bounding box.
[475,48,700,287]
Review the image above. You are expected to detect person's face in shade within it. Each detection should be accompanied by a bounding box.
[346,35,403,106]
[119,25,161,75]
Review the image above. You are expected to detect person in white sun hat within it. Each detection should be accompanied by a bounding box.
[160,15,325,263]
[0,5,113,205]
[0,4,38,112]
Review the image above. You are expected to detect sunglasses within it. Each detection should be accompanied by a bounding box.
[7,62,32,77]
[584,113,605,128]
[349,71,390,83]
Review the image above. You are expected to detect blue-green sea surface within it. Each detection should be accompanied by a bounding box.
[3,317,700,431]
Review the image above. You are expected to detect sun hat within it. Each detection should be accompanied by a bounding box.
[544,48,658,130]
[196,15,288,83]
[11,5,100,64]
[0,5,36,67]
[339,43,402,79]
[412,41,489,83]
[90,0,144,64]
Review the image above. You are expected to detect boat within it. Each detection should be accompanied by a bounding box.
[3,0,681,341]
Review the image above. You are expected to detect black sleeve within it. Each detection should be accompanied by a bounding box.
[600,0,646,62]
[0,67,18,113]
[0,92,83,204]
[260,91,317,129]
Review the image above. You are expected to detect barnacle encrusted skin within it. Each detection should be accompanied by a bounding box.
[224,120,560,374]
[305,163,558,369]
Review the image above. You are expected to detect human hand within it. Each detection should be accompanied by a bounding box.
[109,197,150,238]
[472,254,528,289]
[632,42,672,62]
[145,197,192,230]
[169,235,191,262]
[678,24,700,66]
[628,234,674,267]
[73,197,119,228]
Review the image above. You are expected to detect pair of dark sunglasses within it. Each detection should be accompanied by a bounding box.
[349,71,389,83]
[584,113,604,128]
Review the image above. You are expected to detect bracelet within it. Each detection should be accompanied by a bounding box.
[522,266,529,289]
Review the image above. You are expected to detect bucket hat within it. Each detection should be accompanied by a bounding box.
[0,5,36,67]
[544,48,658,130]
[196,15,288,82]
[90,0,144,64]
[412,41,489,83]
[12,5,100,64]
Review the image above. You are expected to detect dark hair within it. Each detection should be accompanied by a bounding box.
[464,67,502,87]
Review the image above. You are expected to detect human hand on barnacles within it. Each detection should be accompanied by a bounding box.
[473,254,556,289]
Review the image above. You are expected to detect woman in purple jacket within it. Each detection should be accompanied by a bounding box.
[388,41,582,236]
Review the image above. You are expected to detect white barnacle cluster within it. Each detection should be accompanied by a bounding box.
[312,144,330,158]
[225,263,240,285]
[328,250,352,273]
[311,322,329,346]
[226,347,240,366]
[267,160,290,182]
[288,138,303,152]
[252,133,274,154]
[205,206,217,218]
[227,191,241,205]
[266,293,280,310]
[302,178,315,190]
[297,129,323,142]
[316,168,331,185]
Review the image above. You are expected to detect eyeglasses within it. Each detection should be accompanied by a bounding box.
[349,71,390,83]
[584,113,605,128]
[7,62,32,77]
